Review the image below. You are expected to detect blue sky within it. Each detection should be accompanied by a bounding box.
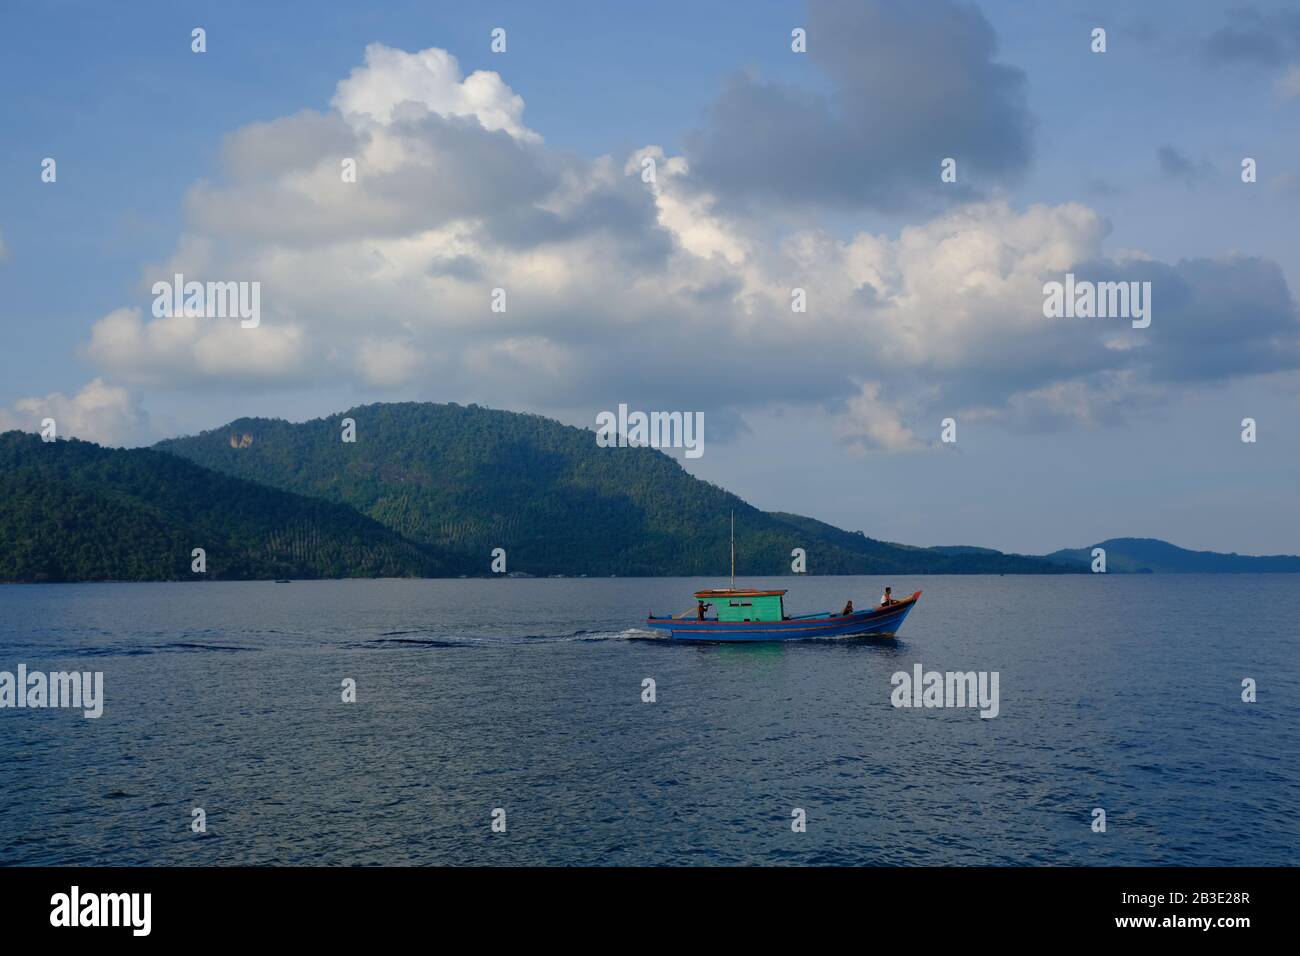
[2,0,1299,555]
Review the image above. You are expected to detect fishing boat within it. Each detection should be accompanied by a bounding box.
[645,513,921,642]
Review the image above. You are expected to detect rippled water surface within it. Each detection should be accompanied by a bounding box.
[1,575,1296,865]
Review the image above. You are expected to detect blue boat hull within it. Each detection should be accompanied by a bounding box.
[645,591,920,642]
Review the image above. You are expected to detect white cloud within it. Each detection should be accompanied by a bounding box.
[0,378,145,447]
[626,146,749,265]
[834,382,924,453]
[82,307,309,387]
[332,44,539,141]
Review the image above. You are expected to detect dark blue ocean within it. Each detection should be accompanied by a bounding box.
[1,575,1296,866]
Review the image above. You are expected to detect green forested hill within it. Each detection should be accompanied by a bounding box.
[0,431,462,582]
[155,402,1077,577]
[16,405,1275,582]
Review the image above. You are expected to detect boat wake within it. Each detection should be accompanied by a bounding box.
[64,641,256,657]
[350,636,476,649]
[530,627,644,644]
[351,627,645,649]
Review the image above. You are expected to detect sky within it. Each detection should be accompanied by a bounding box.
[2,0,1299,556]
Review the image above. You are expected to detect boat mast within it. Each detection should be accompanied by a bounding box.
[730,510,735,590]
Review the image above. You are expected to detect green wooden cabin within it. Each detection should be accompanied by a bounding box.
[694,589,787,623]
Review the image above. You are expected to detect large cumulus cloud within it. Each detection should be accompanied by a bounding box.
[69,39,1300,452]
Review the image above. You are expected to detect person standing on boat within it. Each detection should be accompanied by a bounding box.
[697,601,708,620]
[880,587,896,607]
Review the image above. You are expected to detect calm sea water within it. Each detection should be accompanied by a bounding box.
[1,575,1296,866]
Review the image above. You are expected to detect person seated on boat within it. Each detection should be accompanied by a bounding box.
[880,587,897,607]
[841,599,854,616]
